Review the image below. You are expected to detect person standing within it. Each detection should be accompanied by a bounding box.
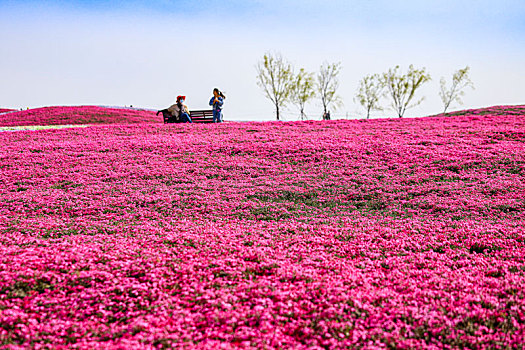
[209,88,226,123]
[168,95,192,123]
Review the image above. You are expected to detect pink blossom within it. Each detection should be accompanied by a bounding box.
[0,105,524,348]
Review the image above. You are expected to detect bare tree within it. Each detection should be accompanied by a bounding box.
[354,73,384,119]
[255,52,294,121]
[382,65,431,118]
[440,66,474,114]
[317,62,343,119]
[291,68,316,120]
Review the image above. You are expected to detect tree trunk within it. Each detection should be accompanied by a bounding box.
[276,104,280,121]
[397,105,404,118]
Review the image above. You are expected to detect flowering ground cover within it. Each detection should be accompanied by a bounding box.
[0,107,524,349]
[0,125,91,132]
[429,105,525,118]
[0,106,160,127]
[0,109,16,114]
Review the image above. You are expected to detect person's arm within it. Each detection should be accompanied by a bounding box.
[167,104,177,115]
[183,104,190,114]
[216,97,224,108]
[209,97,215,106]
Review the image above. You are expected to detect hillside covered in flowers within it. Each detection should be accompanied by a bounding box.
[0,106,524,348]
[0,106,160,127]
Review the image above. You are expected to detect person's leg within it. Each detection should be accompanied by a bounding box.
[218,111,223,123]
[212,110,219,123]
[181,113,192,123]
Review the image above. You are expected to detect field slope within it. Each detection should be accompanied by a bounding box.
[0,106,160,127]
[0,107,524,348]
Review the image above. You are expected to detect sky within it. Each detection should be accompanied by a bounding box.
[1,0,524,120]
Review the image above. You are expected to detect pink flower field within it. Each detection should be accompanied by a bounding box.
[0,106,160,127]
[1,106,524,349]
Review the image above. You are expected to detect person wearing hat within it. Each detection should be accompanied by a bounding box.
[167,95,192,123]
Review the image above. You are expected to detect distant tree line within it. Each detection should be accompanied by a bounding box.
[256,52,474,120]
[256,53,342,121]
[355,65,474,118]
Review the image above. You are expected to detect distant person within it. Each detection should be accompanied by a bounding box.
[326,110,331,120]
[209,88,226,123]
[167,95,192,123]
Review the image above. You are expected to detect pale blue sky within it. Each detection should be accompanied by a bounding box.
[1,0,524,120]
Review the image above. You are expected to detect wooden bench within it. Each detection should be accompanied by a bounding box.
[158,109,216,123]
[189,110,214,123]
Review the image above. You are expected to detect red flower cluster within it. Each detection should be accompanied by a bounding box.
[0,107,524,348]
[0,106,160,127]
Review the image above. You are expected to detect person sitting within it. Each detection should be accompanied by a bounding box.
[166,95,192,123]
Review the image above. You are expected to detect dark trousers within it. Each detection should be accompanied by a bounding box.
[212,110,222,123]
[180,113,192,123]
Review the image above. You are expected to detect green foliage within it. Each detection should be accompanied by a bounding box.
[355,73,384,119]
[317,62,343,118]
[440,66,475,113]
[290,68,316,120]
[255,52,294,121]
[382,65,431,118]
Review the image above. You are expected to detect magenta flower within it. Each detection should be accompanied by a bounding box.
[0,105,524,348]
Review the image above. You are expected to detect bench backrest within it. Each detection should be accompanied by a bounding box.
[190,110,214,123]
